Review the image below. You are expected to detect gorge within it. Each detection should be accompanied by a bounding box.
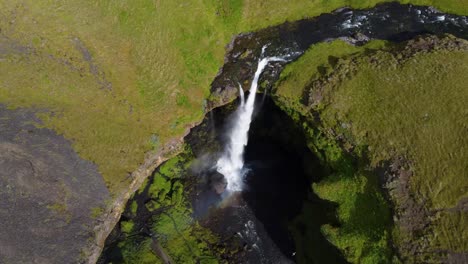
[97,3,468,264]
[1,1,465,263]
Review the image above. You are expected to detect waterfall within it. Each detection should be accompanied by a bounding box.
[239,83,245,107]
[216,54,285,192]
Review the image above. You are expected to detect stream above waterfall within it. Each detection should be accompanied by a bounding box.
[210,2,468,106]
[98,3,468,263]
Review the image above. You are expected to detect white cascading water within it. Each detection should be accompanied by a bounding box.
[216,53,285,192]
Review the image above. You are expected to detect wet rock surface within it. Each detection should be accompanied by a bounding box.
[288,35,468,263]
[99,3,468,263]
[0,105,109,264]
[188,96,345,263]
[100,95,343,263]
[210,2,468,107]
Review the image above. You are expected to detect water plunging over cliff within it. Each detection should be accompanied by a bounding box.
[216,50,285,192]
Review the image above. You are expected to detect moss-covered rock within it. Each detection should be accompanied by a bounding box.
[273,35,468,263]
[99,146,225,263]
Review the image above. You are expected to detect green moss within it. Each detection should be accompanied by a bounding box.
[278,36,468,263]
[130,201,138,216]
[47,203,68,216]
[171,181,184,205]
[116,147,222,263]
[1,0,465,196]
[118,239,162,264]
[148,175,171,203]
[158,157,184,178]
[144,200,158,211]
[146,152,193,210]
[121,220,135,234]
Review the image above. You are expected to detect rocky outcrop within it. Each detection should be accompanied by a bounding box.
[276,35,468,263]
[85,122,209,263]
[0,105,109,264]
[209,3,468,107]
[85,141,182,264]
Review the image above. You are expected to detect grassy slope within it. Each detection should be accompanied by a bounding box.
[322,47,468,259]
[0,1,466,195]
[276,40,389,102]
[275,37,467,262]
[0,0,233,193]
[275,42,394,264]
[325,50,468,209]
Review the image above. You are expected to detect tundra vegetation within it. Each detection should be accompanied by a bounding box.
[275,35,468,263]
[0,0,467,263]
[1,0,466,193]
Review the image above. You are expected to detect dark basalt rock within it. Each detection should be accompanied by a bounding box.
[0,105,109,264]
[209,2,468,107]
[98,3,468,263]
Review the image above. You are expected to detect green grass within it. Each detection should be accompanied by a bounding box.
[432,210,468,253]
[276,40,389,102]
[278,36,468,210]
[319,46,468,257]
[323,49,468,210]
[0,0,466,195]
[0,0,233,193]
[275,36,468,262]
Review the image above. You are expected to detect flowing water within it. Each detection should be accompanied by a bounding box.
[211,3,468,193]
[99,3,468,263]
[216,50,286,192]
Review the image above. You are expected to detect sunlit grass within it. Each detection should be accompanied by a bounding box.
[0,0,466,196]
[325,50,468,209]
[276,39,389,102]
[0,0,236,193]
[276,36,468,261]
[313,43,468,256]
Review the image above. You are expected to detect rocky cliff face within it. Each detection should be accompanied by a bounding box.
[209,3,468,108]
[1,3,467,263]
[99,34,468,263]
[272,35,468,263]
